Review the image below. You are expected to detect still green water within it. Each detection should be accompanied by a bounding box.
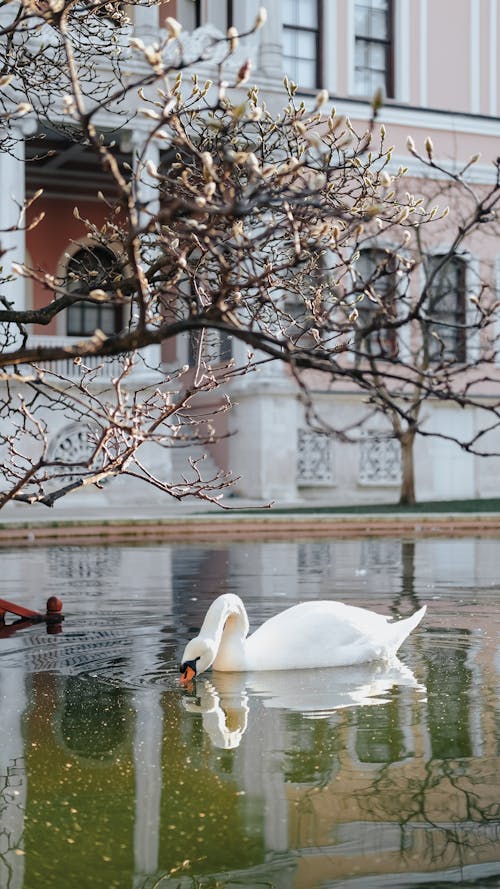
[0,537,499,888]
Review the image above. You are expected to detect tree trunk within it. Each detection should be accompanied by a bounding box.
[399,431,416,506]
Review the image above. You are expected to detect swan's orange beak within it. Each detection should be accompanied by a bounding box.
[180,660,197,685]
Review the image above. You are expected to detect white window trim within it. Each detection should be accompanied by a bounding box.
[465,254,481,364]
[394,0,410,103]
[323,0,337,94]
[490,0,498,116]
[495,256,500,365]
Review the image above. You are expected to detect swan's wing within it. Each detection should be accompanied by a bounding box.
[245,601,393,670]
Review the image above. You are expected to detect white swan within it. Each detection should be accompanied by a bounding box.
[179,593,426,683]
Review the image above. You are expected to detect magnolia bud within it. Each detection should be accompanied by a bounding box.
[236,59,252,84]
[254,7,267,29]
[165,17,182,40]
[227,26,239,52]
[315,88,329,108]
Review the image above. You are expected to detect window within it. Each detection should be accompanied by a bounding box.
[297,428,334,486]
[359,430,401,485]
[66,246,124,337]
[425,255,467,363]
[355,249,398,358]
[189,329,232,366]
[354,0,393,98]
[283,0,321,89]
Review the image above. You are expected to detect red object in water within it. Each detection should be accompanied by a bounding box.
[0,596,64,622]
[46,596,63,616]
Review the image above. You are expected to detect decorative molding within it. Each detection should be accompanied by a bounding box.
[388,153,499,185]
[328,97,500,138]
[359,432,401,485]
[297,429,334,486]
[47,422,106,484]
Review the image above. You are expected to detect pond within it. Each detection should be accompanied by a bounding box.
[0,535,499,888]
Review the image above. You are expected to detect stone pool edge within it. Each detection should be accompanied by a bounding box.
[1,512,500,546]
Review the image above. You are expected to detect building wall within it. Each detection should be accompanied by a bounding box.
[3,0,500,509]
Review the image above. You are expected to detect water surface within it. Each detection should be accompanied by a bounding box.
[1,537,499,888]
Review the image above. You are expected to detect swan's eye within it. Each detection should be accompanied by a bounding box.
[180,657,199,685]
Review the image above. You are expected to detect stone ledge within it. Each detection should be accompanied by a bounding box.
[1,512,499,546]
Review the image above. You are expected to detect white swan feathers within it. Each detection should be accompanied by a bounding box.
[180,594,426,683]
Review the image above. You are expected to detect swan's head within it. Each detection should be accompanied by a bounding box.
[180,636,215,685]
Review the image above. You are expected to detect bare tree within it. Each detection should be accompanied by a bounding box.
[0,1,499,509]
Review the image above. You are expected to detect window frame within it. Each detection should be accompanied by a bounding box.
[282,0,323,90]
[65,245,124,338]
[424,253,468,365]
[353,0,394,99]
[354,247,399,360]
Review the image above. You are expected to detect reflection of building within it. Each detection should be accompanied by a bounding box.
[2,1,500,514]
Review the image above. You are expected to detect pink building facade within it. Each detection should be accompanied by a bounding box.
[2,0,500,511]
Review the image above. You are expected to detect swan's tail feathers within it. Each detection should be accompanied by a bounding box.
[389,605,427,657]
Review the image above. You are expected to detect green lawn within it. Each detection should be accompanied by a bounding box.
[236,498,500,515]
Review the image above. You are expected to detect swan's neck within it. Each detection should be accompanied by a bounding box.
[200,595,249,671]
[200,594,249,647]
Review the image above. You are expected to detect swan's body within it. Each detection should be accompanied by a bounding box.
[180,594,426,681]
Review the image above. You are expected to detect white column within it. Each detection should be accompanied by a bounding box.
[0,656,27,889]
[132,690,164,887]
[323,0,338,93]
[346,1,355,95]
[129,131,164,376]
[490,0,498,115]
[419,0,428,106]
[470,0,481,114]
[229,374,299,501]
[395,0,411,103]
[0,124,27,315]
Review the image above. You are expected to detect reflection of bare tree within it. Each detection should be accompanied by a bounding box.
[138,850,297,888]
[0,757,26,889]
[355,749,500,867]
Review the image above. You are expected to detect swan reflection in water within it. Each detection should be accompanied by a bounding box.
[182,659,425,749]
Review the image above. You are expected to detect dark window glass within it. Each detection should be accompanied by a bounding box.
[355,249,398,358]
[425,255,467,364]
[425,632,473,759]
[66,246,123,337]
[283,0,321,89]
[354,0,393,98]
[189,329,232,365]
[355,698,408,764]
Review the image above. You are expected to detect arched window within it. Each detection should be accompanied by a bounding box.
[66,246,124,337]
